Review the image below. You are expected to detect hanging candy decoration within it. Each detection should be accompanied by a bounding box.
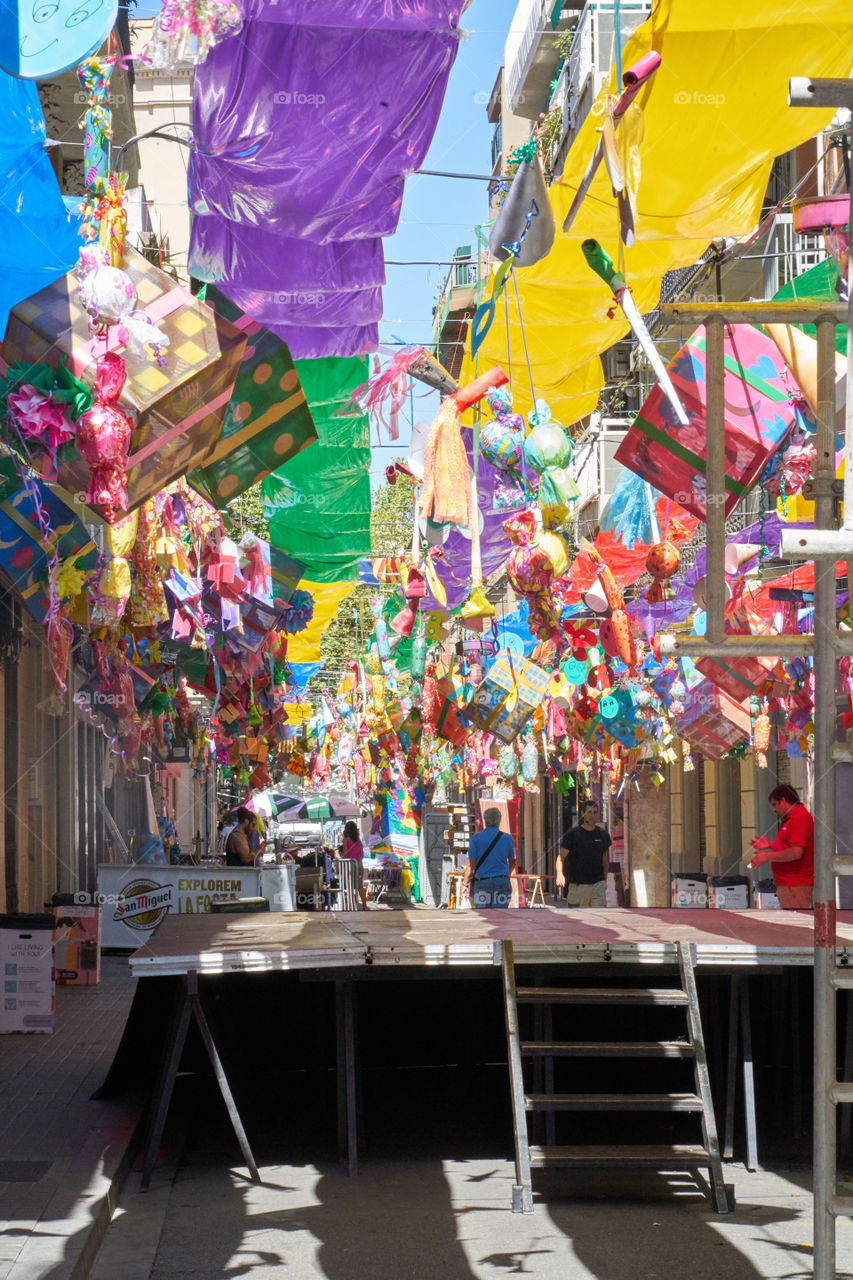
[499,744,517,781]
[95,172,129,268]
[644,539,680,604]
[77,57,115,239]
[75,352,133,523]
[144,0,241,69]
[582,541,637,671]
[523,399,580,519]
[504,509,555,598]
[752,698,771,768]
[479,384,528,509]
[521,737,539,783]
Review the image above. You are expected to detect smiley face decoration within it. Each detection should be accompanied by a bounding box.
[0,0,118,79]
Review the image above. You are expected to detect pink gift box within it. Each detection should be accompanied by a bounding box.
[677,680,750,760]
[695,654,774,704]
[615,324,811,521]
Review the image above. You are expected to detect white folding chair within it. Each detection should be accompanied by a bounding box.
[331,858,362,911]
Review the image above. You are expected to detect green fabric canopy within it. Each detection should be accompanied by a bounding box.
[262,356,371,584]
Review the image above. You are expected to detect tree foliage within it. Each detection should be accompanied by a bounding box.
[305,465,414,697]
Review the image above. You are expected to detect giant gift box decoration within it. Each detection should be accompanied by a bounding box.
[615,324,812,521]
[188,286,318,508]
[676,679,751,760]
[0,481,98,622]
[464,651,551,744]
[695,653,774,704]
[2,248,246,515]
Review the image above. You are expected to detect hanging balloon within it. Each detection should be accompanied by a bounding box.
[644,540,680,604]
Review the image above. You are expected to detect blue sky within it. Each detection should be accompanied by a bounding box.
[370,0,521,459]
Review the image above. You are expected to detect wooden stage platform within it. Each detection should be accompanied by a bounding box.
[128,906,853,976]
[115,906,853,1189]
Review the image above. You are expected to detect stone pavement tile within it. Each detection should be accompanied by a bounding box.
[0,955,141,1280]
[113,1156,853,1280]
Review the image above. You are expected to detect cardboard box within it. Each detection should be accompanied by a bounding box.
[677,680,750,760]
[52,906,101,985]
[3,247,246,514]
[0,914,55,1033]
[711,883,750,909]
[672,874,708,908]
[464,653,550,743]
[756,890,781,909]
[615,324,811,521]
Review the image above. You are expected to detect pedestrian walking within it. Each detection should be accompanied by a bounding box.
[747,783,814,908]
[556,799,611,908]
[463,808,517,909]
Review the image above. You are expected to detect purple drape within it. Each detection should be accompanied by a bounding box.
[189,3,462,358]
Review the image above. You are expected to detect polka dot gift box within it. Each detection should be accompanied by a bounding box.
[189,286,317,509]
[2,248,246,517]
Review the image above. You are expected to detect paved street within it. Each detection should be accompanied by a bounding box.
[0,957,141,1280]
[95,1155,853,1280]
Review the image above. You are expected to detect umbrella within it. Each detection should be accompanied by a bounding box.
[270,793,360,821]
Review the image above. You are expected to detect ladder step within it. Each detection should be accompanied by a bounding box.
[521,1040,694,1058]
[525,1093,704,1112]
[516,986,688,1006]
[529,1143,711,1169]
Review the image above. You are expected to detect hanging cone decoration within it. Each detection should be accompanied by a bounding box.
[390,597,418,637]
[489,151,555,268]
[460,584,495,622]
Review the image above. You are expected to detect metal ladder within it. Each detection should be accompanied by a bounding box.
[501,940,734,1214]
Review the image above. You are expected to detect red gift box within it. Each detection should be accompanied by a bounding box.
[615,324,811,521]
[677,680,750,760]
[695,654,774,704]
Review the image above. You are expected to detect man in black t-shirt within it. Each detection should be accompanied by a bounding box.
[555,800,611,907]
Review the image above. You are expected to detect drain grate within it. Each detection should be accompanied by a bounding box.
[0,1161,51,1182]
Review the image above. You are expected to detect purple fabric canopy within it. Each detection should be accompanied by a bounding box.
[189,3,463,358]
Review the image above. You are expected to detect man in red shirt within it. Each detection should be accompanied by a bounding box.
[748,783,814,909]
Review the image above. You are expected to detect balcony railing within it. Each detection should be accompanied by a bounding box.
[553,0,651,163]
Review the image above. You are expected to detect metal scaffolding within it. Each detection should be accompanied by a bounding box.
[656,76,853,1279]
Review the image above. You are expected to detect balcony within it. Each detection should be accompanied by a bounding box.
[432,246,491,379]
[549,0,652,172]
[505,0,580,120]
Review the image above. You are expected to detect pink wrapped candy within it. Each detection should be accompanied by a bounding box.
[75,353,133,523]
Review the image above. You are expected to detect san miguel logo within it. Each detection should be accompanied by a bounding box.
[113,879,175,932]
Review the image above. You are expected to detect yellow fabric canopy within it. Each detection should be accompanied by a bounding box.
[460,0,853,425]
[285,579,355,664]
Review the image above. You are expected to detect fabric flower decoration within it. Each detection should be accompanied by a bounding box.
[7,385,75,453]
